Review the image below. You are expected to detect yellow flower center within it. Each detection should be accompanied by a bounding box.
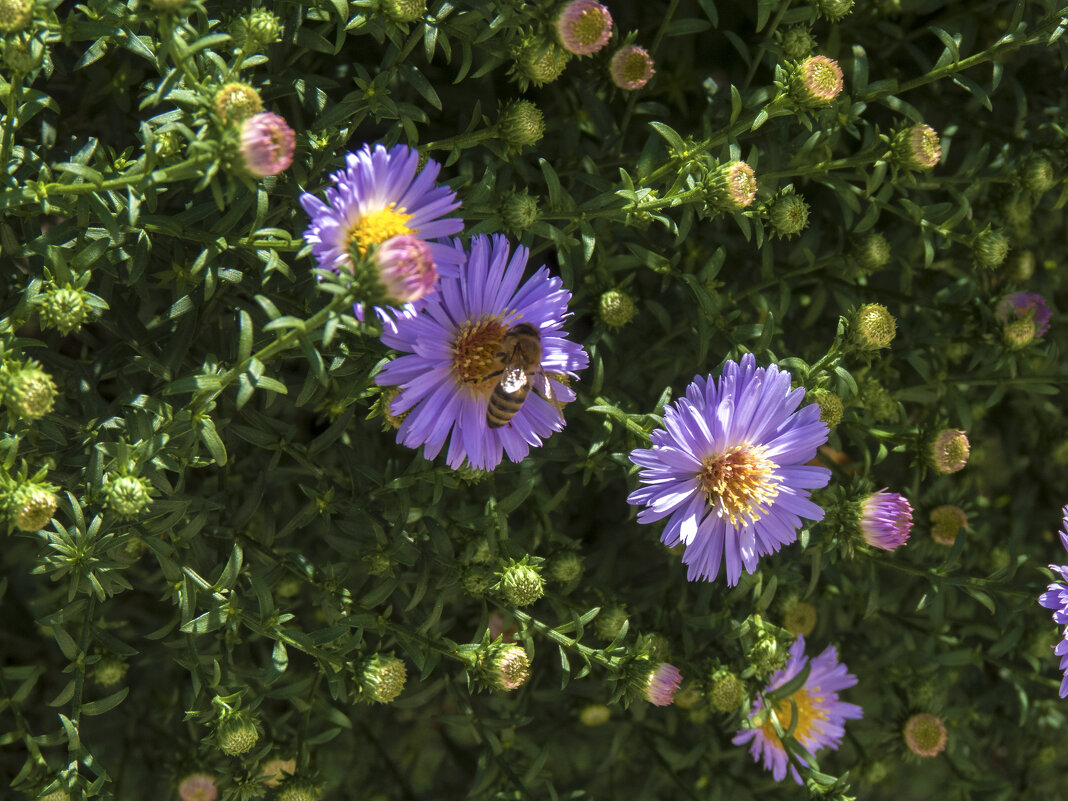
[760,688,827,747]
[349,204,416,257]
[452,315,509,394]
[698,444,780,527]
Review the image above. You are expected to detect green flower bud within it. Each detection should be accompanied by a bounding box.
[1022,153,1056,195]
[489,644,531,691]
[854,232,892,275]
[767,192,810,238]
[460,564,494,597]
[92,656,128,687]
[4,363,57,420]
[780,26,816,60]
[1003,317,1036,350]
[709,671,744,713]
[230,8,282,51]
[0,0,32,33]
[595,605,628,640]
[154,130,182,160]
[38,287,90,335]
[380,0,425,23]
[216,712,261,756]
[580,704,611,726]
[501,191,540,232]
[1003,194,1031,233]
[514,37,569,87]
[496,560,544,606]
[813,0,854,21]
[972,228,1010,270]
[783,600,818,637]
[598,289,636,328]
[892,124,942,171]
[214,82,263,125]
[860,379,899,423]
[851,303,896,350]
[808,388,843,427]
[705,160,757,212]
[1006,249,1035,282]
[548,551,584,583]
[11,484,56,531]
[498,100,545,150]
[103,475,153,520]
[277,780,323,801]
[359,654,408,703]
[4,37,43,74]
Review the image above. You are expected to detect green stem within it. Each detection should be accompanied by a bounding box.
[760,150,886,181]
[1,79,20,170]
[615,0,680,154]
[742,0,793,90]
[510,608,620,671]
[423,127,498,152]
[30,153,217,200]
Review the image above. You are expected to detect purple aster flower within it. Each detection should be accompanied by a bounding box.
[299,143,464,278]
[375,234,588,470]
[858,489,913,551]
[733,636,862,784]
[1038,504,1068,698]
[627,354,831,586]
[996,291,1051,338]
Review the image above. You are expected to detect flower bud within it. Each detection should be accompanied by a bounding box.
[216,712,261,756]
[595,605,628,640]
[371,234,437,304]
[858,490,913,551]
[580,704,612,726]
[92,656,127,687]
[598,289,636,328]
[371,385,408,431]
[501,191,540,232]
[780,26,816,60]
[892,124,942,171]
[380,0,426,23]
[4,37,43,74]
[609,45,655,91]
[230,8,282,51]
[261,758,297,788]
[783,600,818,637]
[240,111,295,178]
[178,773,218,801]
[859,379,898,423]
[555,0,613,56]
[814,0,854,21]
[748,636,786,677]
[902,713,948,757]
[851,303,896,350]
[12,484,56,531]
[0,0,32,33]
[277,780,323,801]
[460,565,494,597]
[766,191,810,238]
[996,291,1051,339]
[790,56,844,107]
[498,100,545,150]
[496,560,544,606]
[808,388,843,427]
[490,644,531,691]
[359,653,408,703]
[928,428,969,474]
[4,363,57,420]
[1003,317,1036,350]
[514,37,569,87]
[929,505,967,546]
[1022,153,1056,195]
[972,228,1010,269]
[644,663,682,706]
[214,82,263,125]
[705,160,757,212]
[854,232,892,275]
[549,551,584,583]
[709,671,744,713]
[104,475,153,520]
[38,286,90,335]
[1002,194,1031,234]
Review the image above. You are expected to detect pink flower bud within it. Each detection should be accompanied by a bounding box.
[239,111,295,177]
[610,45,655,91]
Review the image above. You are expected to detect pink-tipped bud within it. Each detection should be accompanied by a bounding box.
[929,505,967,546]
[239,111,295,177]
[492,644,531,691]
[892,124,942,171]
[178,773,218,801]
[791,56,844,107]
[929,429,970,474]
[374,235,437,304]
[610,45,655,91]
[644,663,683,706]
[555,0,613,56]
[903,713,948,757]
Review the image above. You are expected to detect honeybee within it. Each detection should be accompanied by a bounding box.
[485,322,555,429]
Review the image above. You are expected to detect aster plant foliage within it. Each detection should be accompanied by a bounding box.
[3,0,1068,799]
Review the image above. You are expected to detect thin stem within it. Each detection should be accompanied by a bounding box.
[1,79,20,170]
[30,152,217,200]
[742,0,792,90]
[510,608,620,671]
[614,0,680,154]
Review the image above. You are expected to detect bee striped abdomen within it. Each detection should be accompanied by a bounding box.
[487,380,531,428]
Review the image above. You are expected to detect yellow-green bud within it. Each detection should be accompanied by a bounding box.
[380,0,426,23]
[851,303,896,350]
[855,232,891,275]
[4,37,43,74]
[579,704,612,726]
[598,289,636,328]
[5,364,57,420]
[214,82,263,125]
[972,229,1010,269]
[154,130,182,159]
[813,0,854,21]
[808,388,843,427]
[514,38,569,87]
[1022,154,1056,195]
[767,192,810,238]
[103,475,153,520]
[360,654,408,703]
[1007,249,1035,282]
[929,505,967,546]
[490,644,531,691]
[230,9,282,51]
[892,124,942,171]
[705,160,757,212]
[277,780,323,801]
[498,100,545,150]
[860,380,898,423]
[0,0,32,33]
[783,600,818,637]
[12,485,56,531]
[1003,317,1035,350]
[709,672,744,713]
[501,191,540,232]
[498,561,544,606]
[216,712,260,756]
[39,287,90,335]
[780,26,815,60]
[595,605,628,640]
[460,564,494,597]
[549,552,584,583]
[92,656,128,687]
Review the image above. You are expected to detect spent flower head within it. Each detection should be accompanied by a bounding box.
[610,45,655,90]
[555,0,613,56]
[903,713,948,757]
[929,505,968,546]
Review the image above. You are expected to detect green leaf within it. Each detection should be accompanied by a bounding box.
[81,687,129,716]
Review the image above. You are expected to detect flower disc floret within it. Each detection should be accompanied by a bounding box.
[375,234,588,470]
[859,490,913,551]
[300,143,464,280]
[610,45,655,90]
[239,112,295,178]
[733,636,862,783]
[555,0,613,56]
[628,354,831,585]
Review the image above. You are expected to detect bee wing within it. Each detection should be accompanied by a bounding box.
[499,365,529,394]
[530,372,553,401]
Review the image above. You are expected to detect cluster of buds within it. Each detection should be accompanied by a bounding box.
[357,653,408,703]
[850,303,897,350]
[103,474,153,520]
[929,505,968,546]
[704,160,758,213]
[497,100,545,151]
[2,360,57,421]
[494,556,545,606]
[928,428,970,474]
[610,45,655,91]
[598,289,637,329]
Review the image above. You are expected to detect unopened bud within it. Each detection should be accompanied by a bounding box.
[261,758,297,788]
[4,37,43,73]
[972,228,1010,269]
[498,100,545,150]
[580,704,612,726]
[104,475,153,520]
[595,605,628,640]
[554,0,613,56]
[216,712,260,756]
[1003,317,1036,349]
[178,773,217,801]
[490,644,531,691]
[230,9,282,51]
[5,363,57,420]
[929,505,967,546]
[359,654,408,703]
[705,160,757,212]
[549,551,584,583]
[277,780,323,801]
[514,37,569,87]
[92,656,128,687]
[928,428,969,474]
[501,191,539,232]
[892,124,942,171]
[496,560,544,606]
[783,600,818,637]
[808,388,843,427]
[39,286,90,335]
[709,671,744,713]
[12,484,56,531]
[814,0,854,21]
[854,232,891,275]
[609,45,655,91]
[1022,153,1056,195]
[781,27,816,60]
[851,303,896,350]
[860,379,898,423]
[214,82,263,125]
[790,56,844,108]
[380,0,425,23]
[644,663,682,706]
[0,0,32,33]
[598,289,636,328]
[767,192,810,238]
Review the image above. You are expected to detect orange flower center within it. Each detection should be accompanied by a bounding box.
[698,444,780,526]
[452,315,509,395]
[760,688,827,747]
